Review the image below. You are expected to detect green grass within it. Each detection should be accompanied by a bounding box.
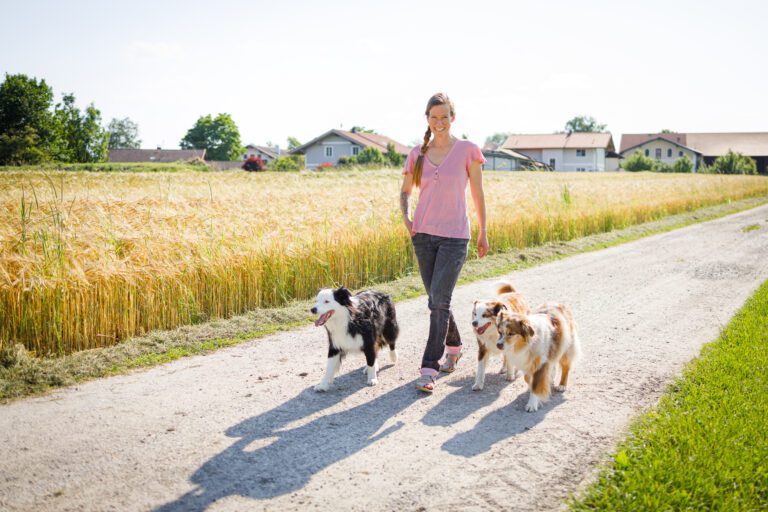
[742,224,761,232]
[1,195,767,403]
[570,279,768,511]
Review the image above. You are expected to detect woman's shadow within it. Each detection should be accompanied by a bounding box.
[155,366,417,512]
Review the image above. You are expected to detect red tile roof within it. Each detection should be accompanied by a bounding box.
[620,133,768,156]
[502,132,615,151]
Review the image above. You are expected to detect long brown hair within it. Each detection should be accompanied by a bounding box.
[412,92,455,187]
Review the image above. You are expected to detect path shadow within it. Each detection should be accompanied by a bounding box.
[421,373,516,427]
[154,368,416,512]
[441,392,565,458]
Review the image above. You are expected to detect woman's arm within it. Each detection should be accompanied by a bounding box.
[468,159,489,258]
[400,173,415,235]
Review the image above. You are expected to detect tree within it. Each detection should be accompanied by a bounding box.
[180,113,243,161]
[350,126,376,134]
[563,115,607,133]
[622,151,655,172]
[107,117,141,149]
[710,150,757,175]
[672,154,693,173]
[0,73,56,164]
[287,136,301,151]
[484,132,512,146]
[51,93,109,163]
[660,129,676,134]
[385,143,405,167]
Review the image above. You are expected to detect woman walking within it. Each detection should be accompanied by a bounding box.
[400,92,488,393]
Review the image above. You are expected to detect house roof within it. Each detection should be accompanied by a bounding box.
[619,136,702,156]
[245,144,279,159]
[620,132,768,157]
[108,149,206,163]
[502,132,615,152]
[482,144,537,161]
[290,129,410,156]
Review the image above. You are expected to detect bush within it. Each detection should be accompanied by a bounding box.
[242,155,264,172]
[672,154,693,173]
[710,150,757,175]
[317,162,333,170]
[269,154,304,172]
[654,162,675,173]
[622,151,656,172]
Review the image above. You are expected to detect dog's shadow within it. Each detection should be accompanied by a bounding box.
[154,368,416,512]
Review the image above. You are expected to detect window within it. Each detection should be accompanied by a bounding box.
[679,151,684,157]
[655,148,662,159]
[667,148,672,158]
[577,167,586,171]
[576,149,586,157]
[352,146,360,156]
[645,149,650,157]
[325,146,333,157]
[549,158,556,169]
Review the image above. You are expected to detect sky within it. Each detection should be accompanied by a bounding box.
[2,0,767,151]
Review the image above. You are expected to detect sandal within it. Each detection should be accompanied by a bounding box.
[439,351,463,373]
[415,374,436,393]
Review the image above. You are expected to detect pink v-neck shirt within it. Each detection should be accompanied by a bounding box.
[403,139,486,239]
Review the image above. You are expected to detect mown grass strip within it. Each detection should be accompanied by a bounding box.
[570,279,768,511]
[1,196,767,403]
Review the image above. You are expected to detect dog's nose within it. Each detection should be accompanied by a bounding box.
[310,307,317,314]
[472,320,478,327]
[496,341,504,350]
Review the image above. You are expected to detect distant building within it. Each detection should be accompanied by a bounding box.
[482,144,546,171]
[289,129,409,168]
[500,132,618,171]
[619,133,768,174]
[108,148,205,163]
[243,144,281,165]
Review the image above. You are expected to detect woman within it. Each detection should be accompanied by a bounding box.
[400,92,488,393]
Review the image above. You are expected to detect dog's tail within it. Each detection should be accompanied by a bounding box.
[494,281,516,295]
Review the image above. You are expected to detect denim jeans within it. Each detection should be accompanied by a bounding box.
[411,233,469,371]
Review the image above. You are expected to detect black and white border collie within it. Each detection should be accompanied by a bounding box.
[311,287,399,391]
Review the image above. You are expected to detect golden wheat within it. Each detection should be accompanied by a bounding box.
[1,169,766,355]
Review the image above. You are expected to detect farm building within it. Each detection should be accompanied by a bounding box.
[500,132,619,172]
[289,129,409,168]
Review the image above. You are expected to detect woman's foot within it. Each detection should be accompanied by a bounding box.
[415,368,438,393]
[439,348,463,373]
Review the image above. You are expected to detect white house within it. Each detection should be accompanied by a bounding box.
[501,132,619,171]
[289,129,409,168]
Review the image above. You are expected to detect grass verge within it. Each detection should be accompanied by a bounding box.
[1,195,767,403]
[569,277,768,511]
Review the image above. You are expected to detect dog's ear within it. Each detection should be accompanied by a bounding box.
[523,318,535,339]
[490,301,508,316]
[333,286,352,306]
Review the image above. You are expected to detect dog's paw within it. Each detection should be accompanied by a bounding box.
[505,369,522,382]
[472,381,484,391]
[525,396,542,412]
[367,378,378,386]
[553,384,567,393]
[389,349,398,363]
[314,383,330,392]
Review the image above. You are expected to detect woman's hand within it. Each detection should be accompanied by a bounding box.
[404,218,414,236]
[477,231,489,258]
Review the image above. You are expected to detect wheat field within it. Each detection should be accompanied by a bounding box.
[1,168,766,355]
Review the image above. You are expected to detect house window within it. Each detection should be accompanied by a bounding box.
[667,148,672,158]
[645,149,650,157]
[576,149,586,157]
[549,158,556,169]
[325,146,333,157]
[679,151,683,157]
[352,146,360,156]
[655,148,662,159]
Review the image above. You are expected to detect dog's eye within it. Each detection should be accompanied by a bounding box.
[324,300,329,303]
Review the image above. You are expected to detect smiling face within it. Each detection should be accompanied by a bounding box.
[310,288,337,327]
[495,311,533,350]
[427,103,454,136]
[472,300,505,336]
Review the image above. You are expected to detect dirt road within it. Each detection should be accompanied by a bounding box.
[2,205,767,512]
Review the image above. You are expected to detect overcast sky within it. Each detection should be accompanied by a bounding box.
[2,0,766,150]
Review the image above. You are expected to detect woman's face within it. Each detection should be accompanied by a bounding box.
[427,103,454,135]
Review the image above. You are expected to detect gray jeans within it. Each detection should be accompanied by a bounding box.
[411,233,469,371]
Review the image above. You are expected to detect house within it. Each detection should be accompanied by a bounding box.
[482,144,546,171]
[620,132,768,174]
[243,144,281,165]
[289,129,410,168]
[108,148,206,163]
[500,132,619,171]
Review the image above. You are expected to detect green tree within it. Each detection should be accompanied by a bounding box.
[287,136,302,150]
[385,143,405,167]
[622,151,656,172]
[564,115,607,133]
[0,73,56,164]
[180,113,243,161]
[350,126,376,134]
[660,129,676,134]
[107,117,141,149]
[710,150,757,175]
[672,154,693,173]
[484,132,512,146]
[51,94,109,163]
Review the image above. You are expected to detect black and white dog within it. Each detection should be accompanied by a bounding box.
[311,287,399,391]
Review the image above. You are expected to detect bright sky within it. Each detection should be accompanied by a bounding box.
[2,0,766,151]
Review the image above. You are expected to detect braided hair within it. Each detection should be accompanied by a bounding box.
[412,92,455,187]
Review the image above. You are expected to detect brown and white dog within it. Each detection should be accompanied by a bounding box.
[471,281,530,391]
[495,302,580,411]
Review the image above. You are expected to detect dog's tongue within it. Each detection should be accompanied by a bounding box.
[314,310,334,327]
[476,322,491,335]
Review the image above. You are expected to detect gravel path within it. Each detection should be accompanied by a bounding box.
[2,205,767,512]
